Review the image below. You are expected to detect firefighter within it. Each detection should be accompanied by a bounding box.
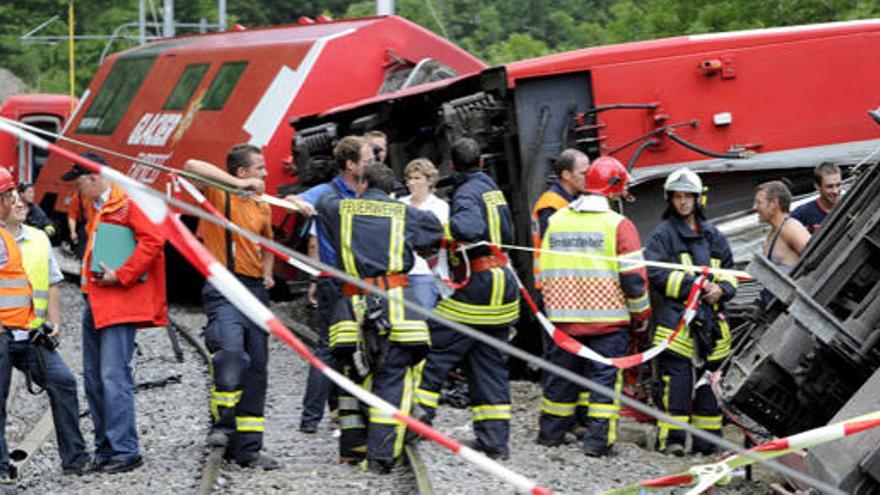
[183,145,279,470]
[413,137,520,460]
[291,135,371,434]
[645,167,738,456]
[536,156,650,457]
[530,148,591,426]
[317,163,443,472]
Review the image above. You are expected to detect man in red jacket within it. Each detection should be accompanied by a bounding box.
[62,153,167,474]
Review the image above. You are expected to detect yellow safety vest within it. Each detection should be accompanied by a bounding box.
[538,206,630,325]
[531,189,571,290]
[19,225,50,328]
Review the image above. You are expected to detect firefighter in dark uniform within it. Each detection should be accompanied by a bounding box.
[184,145,279,470]
[414,137,520,460]
[317,163,443,472]
[536,157,651,457]
[645,168,738,457]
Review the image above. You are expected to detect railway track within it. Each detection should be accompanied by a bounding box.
[171,314,435,495]
[17,281,774,493]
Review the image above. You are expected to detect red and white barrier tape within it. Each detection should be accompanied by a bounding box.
[480,242,708,369]
[0,120,551,495]
[0,117,845,493]
[500,243,752,281]
[173,174,320,277]
[602,409,880,494]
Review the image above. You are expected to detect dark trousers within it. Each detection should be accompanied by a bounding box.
[416,323,510,455]
[656,353,723,453]
[82,302,139,463]
[0,334,89,476]
[368,345,419,463]
[539,329,628,451]
[300,278,340,429]
[203,277,269,463]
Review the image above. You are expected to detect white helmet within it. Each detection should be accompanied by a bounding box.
[663,167,703,199]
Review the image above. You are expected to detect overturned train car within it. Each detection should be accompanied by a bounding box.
[292,19,880,246]
[723,161,880,493]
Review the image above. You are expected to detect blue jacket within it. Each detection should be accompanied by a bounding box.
[645,215,737,360]
[434,170,520,327]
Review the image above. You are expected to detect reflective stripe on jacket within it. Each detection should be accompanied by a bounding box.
[318,188,443,348]
[645,216,737,360]
[434,171,519,326]
[0,227,35,329]
[19,225,50,327]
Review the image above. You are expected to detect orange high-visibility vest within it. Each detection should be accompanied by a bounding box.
[0,226,35,329]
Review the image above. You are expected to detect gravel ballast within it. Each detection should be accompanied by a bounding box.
[13,284,784,493]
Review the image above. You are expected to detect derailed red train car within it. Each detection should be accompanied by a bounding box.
[34,15,485,232]
[292,19,880,239]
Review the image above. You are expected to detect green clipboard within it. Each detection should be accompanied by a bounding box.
[90,222,147,282]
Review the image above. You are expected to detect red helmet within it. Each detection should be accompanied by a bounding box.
[0,168,14,195]
[584,156,630,197]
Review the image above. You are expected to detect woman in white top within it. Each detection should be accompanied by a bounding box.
[400,158,449,308]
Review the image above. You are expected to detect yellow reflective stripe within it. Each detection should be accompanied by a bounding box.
[389,211,405,273]
[540,397,575,417]
[587,403,620,419]
[626,293,650,313]
[665,271,684,298]
[339,201,359,277]
[211,389,242,407]
[415,387,439,408]
[577,391,591,407]
[369,407,402,425]
[608,369,624,445]
[489,268,504,307]
[435,298,519,325]
[235,416,265,432]
[680,253,693,268]
[692,415,723,430]
[394,366,414,458]
[472,404,511,421]
[482,191,506,245]
[657,416,689,431]
[653,325,694,358]
[329,320,360,347]
[443,222,452,242]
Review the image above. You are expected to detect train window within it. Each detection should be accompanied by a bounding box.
[201,61,248,111]
[164,63,209,110]
[77,56,156,135]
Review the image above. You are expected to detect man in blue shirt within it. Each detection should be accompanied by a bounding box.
[790,162,841,234]
[289,135,372,433]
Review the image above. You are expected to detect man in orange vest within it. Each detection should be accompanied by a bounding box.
[0,167,40,483]
[530,148,590,431]
[62,154,167,474]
